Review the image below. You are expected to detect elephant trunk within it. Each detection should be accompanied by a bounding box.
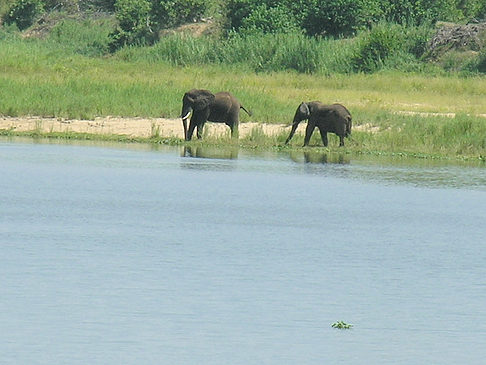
[285,113,305,144]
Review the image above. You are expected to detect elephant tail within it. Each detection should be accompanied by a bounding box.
[240,105,252,117]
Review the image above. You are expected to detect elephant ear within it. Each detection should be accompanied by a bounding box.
[298,102,310,119]
[193,90,215,111]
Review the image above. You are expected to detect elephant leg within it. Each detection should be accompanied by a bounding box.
[186,122,196,141]
[188,111,209,140]
[339,134,345,147]
[317,126,328,147]
[186,115,200,141]
[226,121,239,138]
[196,122,205,139]
[303,123,316,146]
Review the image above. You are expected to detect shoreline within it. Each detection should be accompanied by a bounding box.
[0,116,288,139]
[1,115,485,162]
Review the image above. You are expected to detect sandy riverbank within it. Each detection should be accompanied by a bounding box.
[0,116,289,139]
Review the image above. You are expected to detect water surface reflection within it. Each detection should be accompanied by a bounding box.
[289,150,350,165]
[178,145,486,191]
[182,145,239,160]
[1,138,486,365]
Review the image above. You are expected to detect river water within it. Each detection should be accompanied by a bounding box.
[1,139,485,364]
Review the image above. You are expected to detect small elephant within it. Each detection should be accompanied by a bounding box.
[180,89,251,141]
[285,101,352,147]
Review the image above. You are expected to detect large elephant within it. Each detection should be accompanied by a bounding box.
[180,89,251,141]
[285,102,352,147]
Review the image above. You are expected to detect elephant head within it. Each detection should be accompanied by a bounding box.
[180,89,215,140]
[285,102,316,145]
[294,102,311,123]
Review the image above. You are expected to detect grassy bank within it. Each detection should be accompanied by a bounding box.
[1,114,485,162]
[1,35,486,160]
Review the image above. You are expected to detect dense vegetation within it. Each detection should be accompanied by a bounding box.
[2,0,486,73]
[1,0,486,160]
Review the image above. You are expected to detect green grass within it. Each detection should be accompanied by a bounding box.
[348,113,486,159]
[1,34,486,160]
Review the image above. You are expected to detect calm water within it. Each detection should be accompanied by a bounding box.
[1,139,485,364]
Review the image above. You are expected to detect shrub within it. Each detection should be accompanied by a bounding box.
[239,3,300,35]
[403,24,434,58]
[79,0,116,12]
[223,0,258,33]
[2,0,45,30]
[223,0,382,37]
[221,0,484,39]
[109,0,157,50]
[42,0,80,12]
[352,23,407,72]
[304,0,382,37]
[456,0,486,19]
[473,50,486,73]
[151,0,208,29]
[382,0,460,25]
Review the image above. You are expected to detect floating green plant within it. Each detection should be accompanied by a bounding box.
[331,321,353,329]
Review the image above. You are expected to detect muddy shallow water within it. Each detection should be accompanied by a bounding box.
[1,138,485,364]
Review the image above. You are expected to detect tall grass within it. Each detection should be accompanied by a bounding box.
[116,32,358,74]
[47,16,116,56]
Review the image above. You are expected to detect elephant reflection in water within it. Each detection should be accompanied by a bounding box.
[285,101,352,147]
[303,151,349,164]
[182,146,239,160]
[289,151,350,164]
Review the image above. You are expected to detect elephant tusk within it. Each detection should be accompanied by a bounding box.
[182,111,191,120]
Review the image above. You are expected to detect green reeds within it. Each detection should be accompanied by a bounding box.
[116,32,356,74]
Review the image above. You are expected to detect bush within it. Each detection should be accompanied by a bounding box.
[403,24,434,58]
[222,0,484,39]
[109,0,157,50]
[42,0,80,12]
[350,23,436,73]
[223,0,258,33]
[79,0,116,12]
[473,50,486,73]
[382,0,460,25]
[223,0,384,37]
[456,0,486,19]
[352,23,406,72]
[151,0,208,29]
[304,0,382,37]
[2,0,45,30]
[240,3,300,34]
